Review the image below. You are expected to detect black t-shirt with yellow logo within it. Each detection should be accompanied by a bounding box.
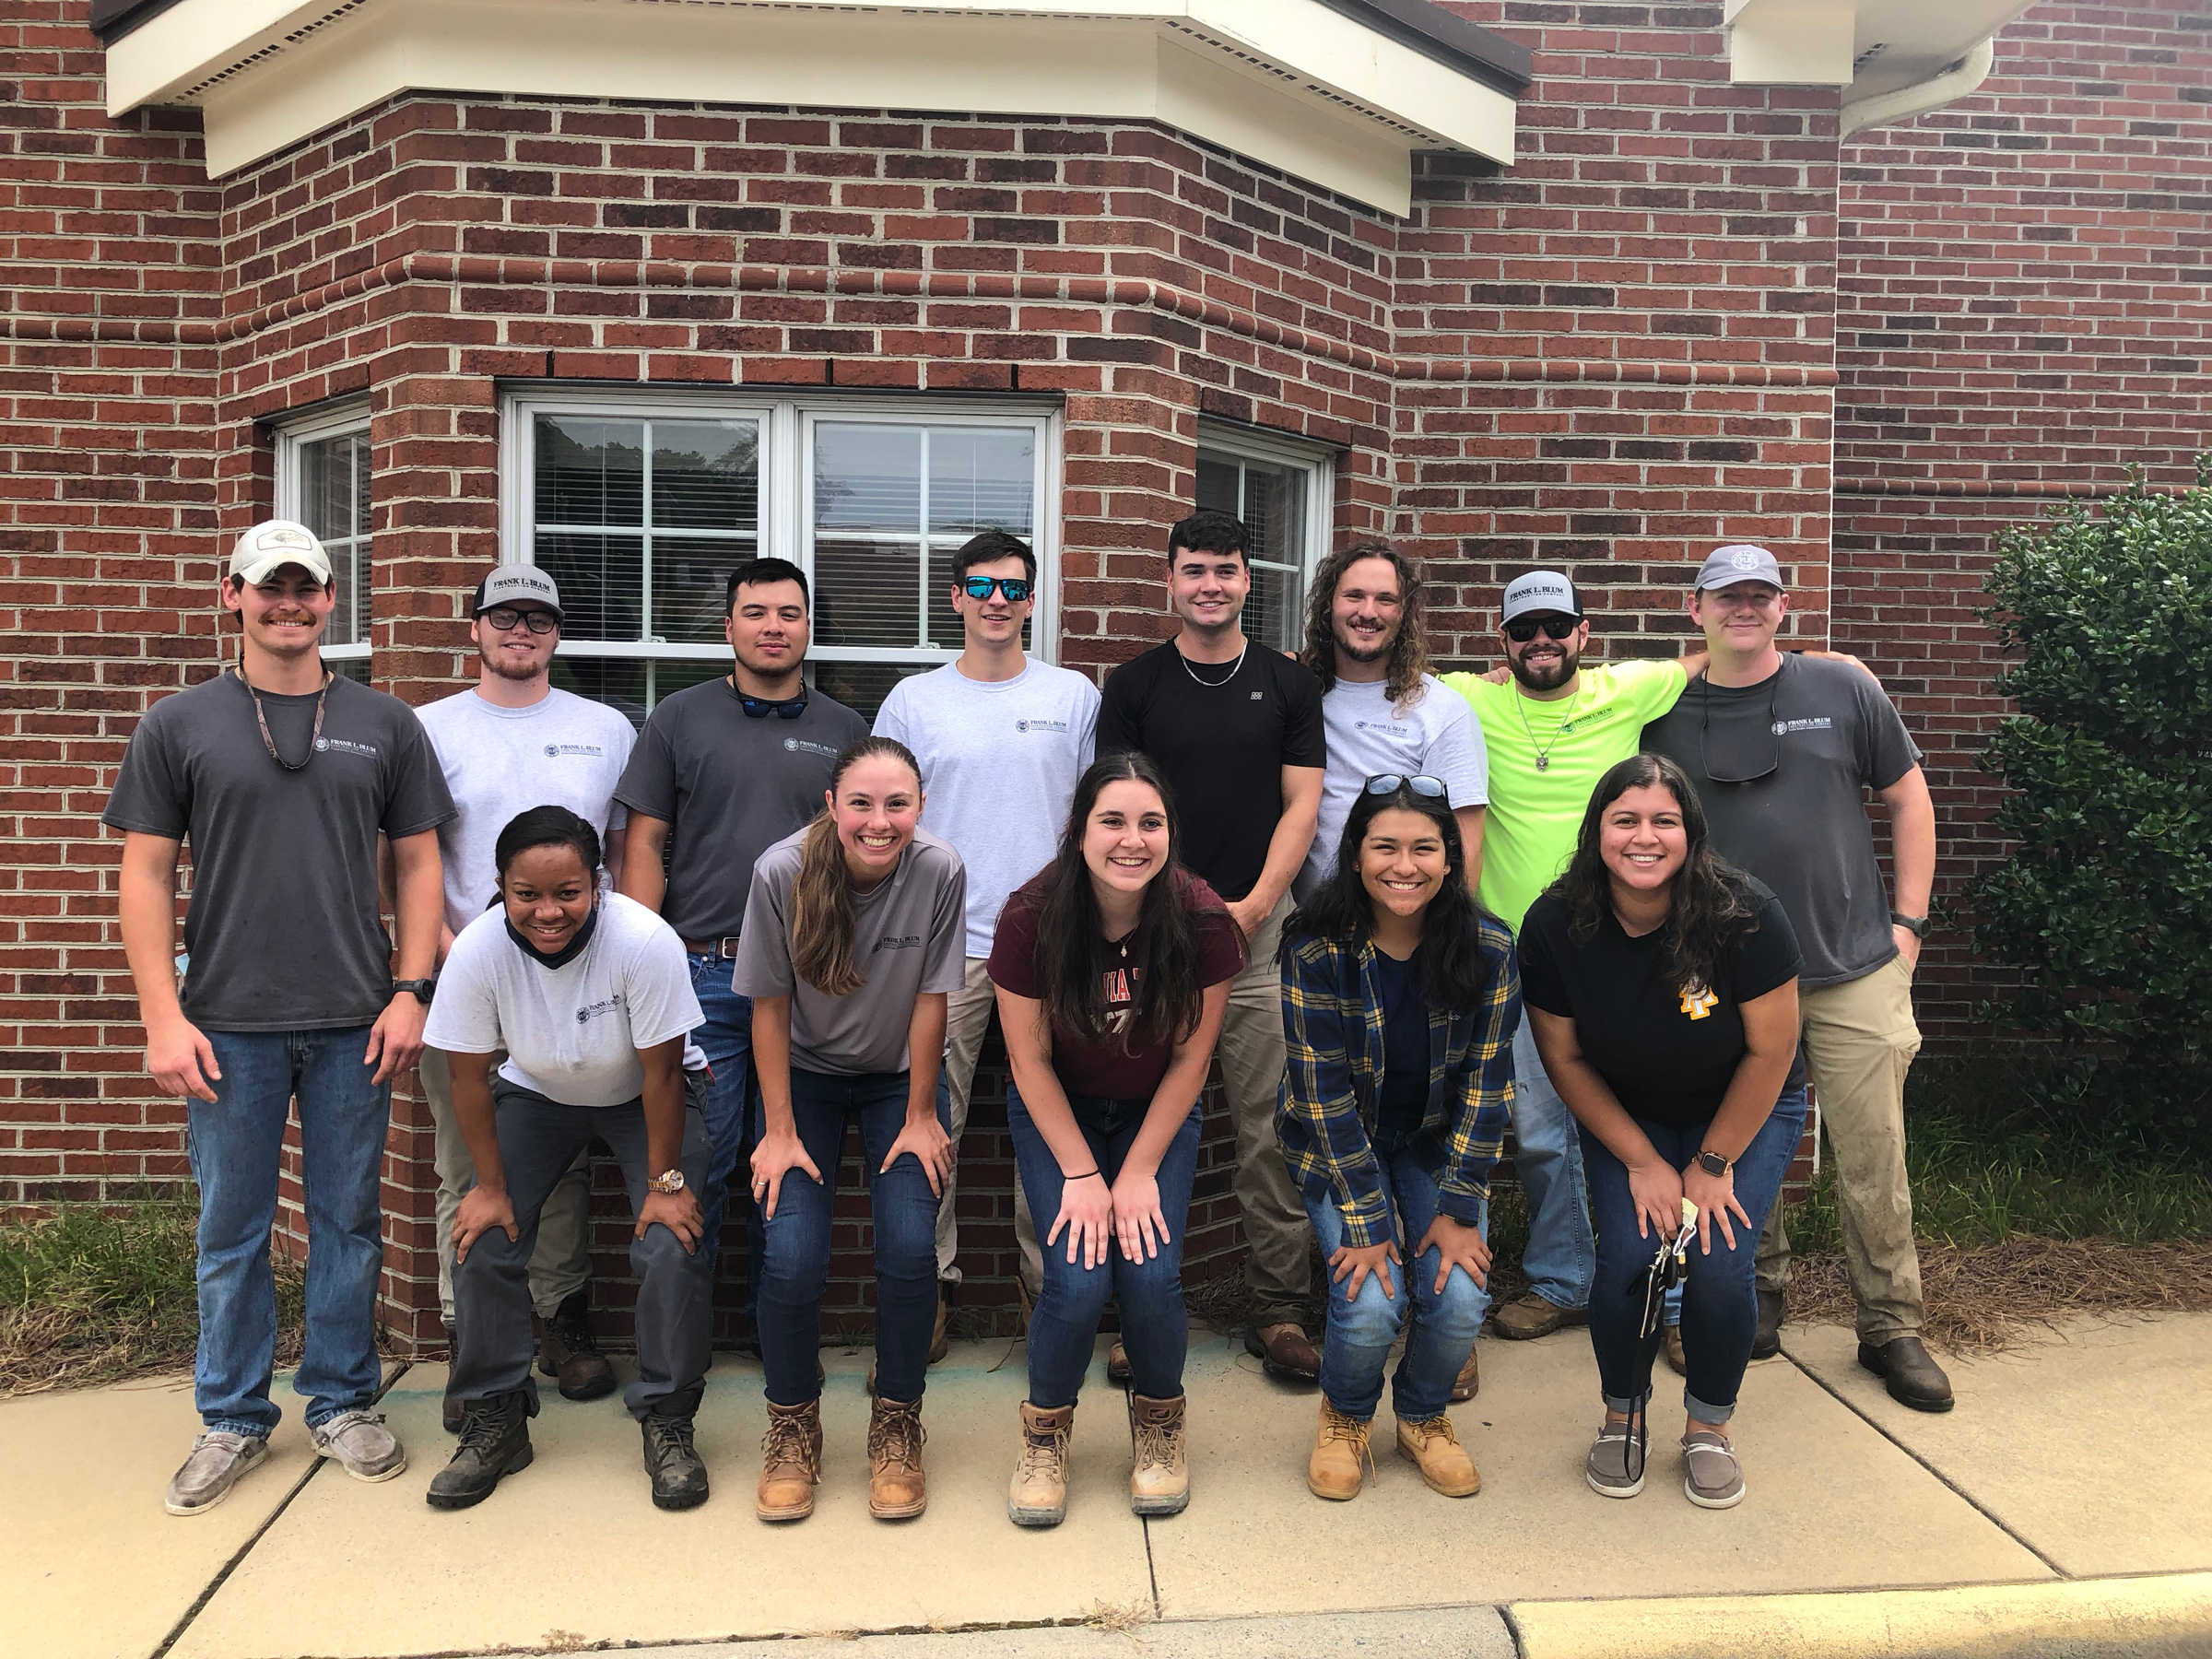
[1516,881,1805,1127]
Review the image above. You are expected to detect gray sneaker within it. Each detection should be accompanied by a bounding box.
[165,1430,270,1516]
[1583,1415,1645,1499]
[1681,1429,1745,1509]
[312,1410,407,1483]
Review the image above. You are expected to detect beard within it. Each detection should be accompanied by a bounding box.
[1334,623,1394,665]
[1509,641,1581,692]
[480,644,546,683]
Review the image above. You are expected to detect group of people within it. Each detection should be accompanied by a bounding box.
[109,506,1948,1530]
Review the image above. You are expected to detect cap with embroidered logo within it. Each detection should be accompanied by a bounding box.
[1500,570,1583,624]
[228,520,334,588]
[473,564,563,619]
[1695,545,1787,593]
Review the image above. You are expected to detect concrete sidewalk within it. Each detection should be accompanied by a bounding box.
[6,1313,2208,1659]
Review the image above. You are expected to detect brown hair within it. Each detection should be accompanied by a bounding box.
[788,735,923,997]
[1300,539,1430,711]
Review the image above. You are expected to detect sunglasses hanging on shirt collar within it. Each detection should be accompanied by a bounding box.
[1695,665,1783,785]
[735,688,808,721]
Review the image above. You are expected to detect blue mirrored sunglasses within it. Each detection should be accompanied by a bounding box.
[962,576,1032,603]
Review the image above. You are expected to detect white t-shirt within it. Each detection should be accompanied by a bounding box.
[425,893,706,1107]
[1301,674,1489,896]
[416,686,637,936]
[874,657,1100,959]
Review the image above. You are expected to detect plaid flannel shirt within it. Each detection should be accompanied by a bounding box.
[1276,919,1521,1250]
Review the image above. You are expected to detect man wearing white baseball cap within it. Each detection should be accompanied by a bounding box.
[1644,545,1949,1411]
[415,564,639,1425]
[105,519,455,1514]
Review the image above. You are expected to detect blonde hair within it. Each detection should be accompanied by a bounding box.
[788,735,922,996]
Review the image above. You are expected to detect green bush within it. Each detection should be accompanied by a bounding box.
[1968,465,2212,1147]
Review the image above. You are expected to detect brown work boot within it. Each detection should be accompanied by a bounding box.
[755,1398,822,1523]
[1450,1346,1479,1402]
[1245,1322,1322,1384]
[1489,1292,1588,1341]
[1395,1414,1480,1498]
[535,1290,617,1402]
[1306,1403,1372,1500]
[929,1288,951,1365]
[1858,1335,1954,1413]
[1107,1342,1131,1386]
[1128,1393,1189,1516]
[867,1394,928,1520]
[1008,1401,1073,1527]
[1663,1324,1687,1376]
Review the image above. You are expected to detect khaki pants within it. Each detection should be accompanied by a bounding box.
[421,1045,594,1324]
[935,957,1045,1294]
[1758,954,1925,1342]
[1214,890,1313,1326]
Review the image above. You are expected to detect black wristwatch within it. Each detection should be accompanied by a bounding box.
[1890,911,1929,938]
[393,978,436,1006]
[1696,1148,1733,1177]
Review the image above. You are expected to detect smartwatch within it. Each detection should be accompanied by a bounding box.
[1890,911,1929,938]
[393,978,436,1006]
[1696,1148,1733,1178]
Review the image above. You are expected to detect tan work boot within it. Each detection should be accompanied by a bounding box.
[1450,1346,1479,1402]
[1395,1414,1480,1497]
[1306,1403,1372,1500]
[1008,1400,1073,1527]
[755,1398,821,1523]
[867,1394,928,1520]
[1128,1393,1189,1515]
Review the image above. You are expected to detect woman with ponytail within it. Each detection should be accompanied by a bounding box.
[731,735,967,1524]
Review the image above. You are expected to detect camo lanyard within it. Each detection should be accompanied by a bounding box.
[239,665,331,771]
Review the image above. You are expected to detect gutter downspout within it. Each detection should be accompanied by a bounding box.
[1840,36,1997,139]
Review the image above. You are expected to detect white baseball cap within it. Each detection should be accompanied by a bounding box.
[1500,570,1583,624]
[229,519,333,587]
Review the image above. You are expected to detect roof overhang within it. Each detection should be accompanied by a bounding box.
[96,0,1531,215]
[1724,0,2039,92]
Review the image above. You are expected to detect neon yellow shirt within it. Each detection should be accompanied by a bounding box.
[1438,660,1688,935]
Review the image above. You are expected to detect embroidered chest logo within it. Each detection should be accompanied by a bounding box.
[1679,983,1718,1021]
[544,743,605,759]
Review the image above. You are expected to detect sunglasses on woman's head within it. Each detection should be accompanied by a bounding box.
[1504,615,1580,643]
[962,575,1032,603]
[1363,773,1448,799]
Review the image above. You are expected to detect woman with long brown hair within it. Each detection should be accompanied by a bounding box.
[731,735,967,1524]
[988,752,1244,1528]
[1518,753,1806,1511]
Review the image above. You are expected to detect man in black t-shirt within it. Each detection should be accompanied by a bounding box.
[1100,510,1327,1381]
[105,520,455,1517]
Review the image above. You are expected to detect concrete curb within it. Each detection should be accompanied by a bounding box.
[1509,1571,2212,1659]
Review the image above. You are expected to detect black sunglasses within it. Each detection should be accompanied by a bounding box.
[961,575,1032,603]
[480,606,559,635]
[1504,615,1580,643]
[1695,670,1781,785]
[736,690,808,721]
[1364,773,1448,799]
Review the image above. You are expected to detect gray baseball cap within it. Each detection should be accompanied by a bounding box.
[1696,545,1787,592]
[1500,570,1583,623]
[473,564,563,618]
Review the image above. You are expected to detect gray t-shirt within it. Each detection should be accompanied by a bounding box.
[873,657,1100,958]
[1302,674,1488,898]
[613,677,868,945]
[415,686,636,935]
[101,671,456,1032]
[1642,654,1923,988]
[732,826,968,1076]
[425,892,705,1106]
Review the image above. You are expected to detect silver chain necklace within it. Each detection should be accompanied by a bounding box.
[1179,641,1248,688]
[1514,685,1582,772]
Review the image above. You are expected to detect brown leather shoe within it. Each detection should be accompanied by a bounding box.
[867,1394,928,1520]
[756,1398,822,1522]
[1663,1324,1687,1377]
[1450,1346,1479,1402]
[1489,1292,1588,1341]
[1858,1335,1954,1413]
[1107,1342,1131,1386]
[1245,1322,1321,1384]
[535,1291,617,1402]
[1306,1403,1371,1500]
[1395,1414,1480,1498]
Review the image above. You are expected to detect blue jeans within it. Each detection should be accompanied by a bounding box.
[1510,1019,1595,1312]
[756,1067,945,1407]
[1582,1086,1808,1424]
[189,1028,390,1437]
[689,955,764,1333]
[1006,1080,1202,1410]
[1300,1135,1491,1423]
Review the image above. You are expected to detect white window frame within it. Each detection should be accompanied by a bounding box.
[273,399,373,670]
[500,387,1064,700]
[1194,420,1335,653]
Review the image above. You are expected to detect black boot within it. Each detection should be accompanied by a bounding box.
[642,1411,711,1511]
[426,1394,534,1510]
[1858,1334,1954,1412]
[537,1290,618,1402]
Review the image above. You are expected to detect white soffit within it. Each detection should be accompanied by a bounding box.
[102,0,1527,214]
[1724,0,2041,90]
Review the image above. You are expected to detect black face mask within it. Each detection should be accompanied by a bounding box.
[505,901,599,970]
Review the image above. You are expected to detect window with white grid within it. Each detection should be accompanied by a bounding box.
[275,403,372,681]
[1193,426,1335,657]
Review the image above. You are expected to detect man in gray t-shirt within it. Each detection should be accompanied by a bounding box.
[1643,544,1950,1413]
[615,557,868,1297]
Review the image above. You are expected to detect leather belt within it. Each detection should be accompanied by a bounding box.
[684,934,743,959]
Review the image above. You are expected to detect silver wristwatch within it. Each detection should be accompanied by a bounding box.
[647,1168,687,1195]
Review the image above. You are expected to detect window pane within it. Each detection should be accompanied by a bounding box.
[816,424,921,533]
[1194,456,1240,516]
[811,661,932,724]
[298,432,363,543]
[537,532,643,643]
[551,657,650,729]
[815,538,921,648]
[325,540,363,648]
[1241,461,1306,569]
[652,535,753,645]
[1244,560,1302,656]
[929,428,1033,535]
[653,421,759,531]
[537,417,644,526]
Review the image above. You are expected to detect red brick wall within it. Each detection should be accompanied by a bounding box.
[1832,4,2212,1043]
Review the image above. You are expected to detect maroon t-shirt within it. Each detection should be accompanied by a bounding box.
[987,873,1246,1100]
